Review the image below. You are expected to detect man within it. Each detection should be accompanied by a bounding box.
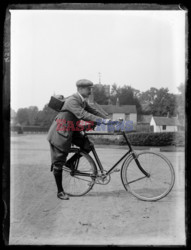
[47,79,110,200]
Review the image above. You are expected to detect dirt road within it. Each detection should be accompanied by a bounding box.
[9,134,185,245]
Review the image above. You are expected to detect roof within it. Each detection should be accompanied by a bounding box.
[153,116,181,126]
[137,115,152,123]
[91,102,109,116]
[99,105,137,114]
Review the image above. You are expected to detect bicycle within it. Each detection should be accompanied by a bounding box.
[62,128,175,202]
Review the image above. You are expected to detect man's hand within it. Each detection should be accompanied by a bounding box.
[103,119,111,125]
[96,119,121,126]
[102,119,119,125]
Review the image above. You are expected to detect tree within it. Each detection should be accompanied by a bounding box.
[38,104,57,127]
[28,106,39,125]
[111,83,119,96]
[109,83,118,105]
[17,108,29,125]
[93,84,109,104]
[118,86,134,105]
[139,87,158,105]
[16,104,57,128]
[176,83,185,124]
[110,84,142,113]
[138,87,177,116]
[151,88,176,116]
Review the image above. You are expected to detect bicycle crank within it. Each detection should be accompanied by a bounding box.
[95,170,111,185]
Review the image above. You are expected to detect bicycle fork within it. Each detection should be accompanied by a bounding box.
[131,152,150,178]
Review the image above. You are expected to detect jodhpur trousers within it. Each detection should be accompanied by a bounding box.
[49,131,92,172]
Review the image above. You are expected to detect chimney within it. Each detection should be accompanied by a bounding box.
[167,112,170,118]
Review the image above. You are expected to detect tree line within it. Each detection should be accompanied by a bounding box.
[12,83,185,128]
[93,83,184,120]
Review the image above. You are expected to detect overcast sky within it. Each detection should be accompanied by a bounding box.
[10,10,186,111]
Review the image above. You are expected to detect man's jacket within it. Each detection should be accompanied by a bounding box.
[47,93,108,152]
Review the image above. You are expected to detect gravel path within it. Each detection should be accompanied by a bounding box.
[9,134,185,246]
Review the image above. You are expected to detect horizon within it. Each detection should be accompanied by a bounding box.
[10,83,184,113]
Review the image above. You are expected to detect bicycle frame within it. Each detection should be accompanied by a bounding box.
[65,130,175,200]
[83,131,150,177]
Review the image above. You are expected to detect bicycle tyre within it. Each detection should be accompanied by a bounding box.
[62,151,97,196]
[121,152,175,201]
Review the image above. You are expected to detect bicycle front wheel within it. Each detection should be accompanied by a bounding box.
[62,151,97,196]
[121,152,175,201]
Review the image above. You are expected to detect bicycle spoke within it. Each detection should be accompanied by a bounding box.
[122,152,175,201]
[62,151,97,196]
[127,175,148,184]
[72,175,94,183]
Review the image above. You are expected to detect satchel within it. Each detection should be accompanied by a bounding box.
[48,95,65,111]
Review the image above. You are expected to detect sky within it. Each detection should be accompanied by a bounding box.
[10,9,186,111]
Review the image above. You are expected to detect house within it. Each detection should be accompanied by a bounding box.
[137,114,152,124]
[150,115,181,132]
[87,98,137,132]
[137,115,153,132]
[137,114,181,132]
[88,90,137,132]
[99,104,137,125]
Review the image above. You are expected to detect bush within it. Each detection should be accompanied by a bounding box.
[11,125,49,133]
[23,126,49,133]
[89,132,185,147]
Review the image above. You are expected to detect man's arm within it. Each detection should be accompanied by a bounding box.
[64,98,107,124]
[84,102,108,119]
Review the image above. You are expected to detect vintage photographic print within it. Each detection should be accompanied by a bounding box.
[3,3,187,246]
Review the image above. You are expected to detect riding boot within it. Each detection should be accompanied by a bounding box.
[53,167,63,193]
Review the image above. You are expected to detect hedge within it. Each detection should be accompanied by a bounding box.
[11,125,49,133]
[88,132,185,147]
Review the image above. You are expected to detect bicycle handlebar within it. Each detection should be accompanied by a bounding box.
[78,119,135,135]
[85,131,136,135]
[78,119,128,132]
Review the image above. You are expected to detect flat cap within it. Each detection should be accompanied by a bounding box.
[76,79,94,88]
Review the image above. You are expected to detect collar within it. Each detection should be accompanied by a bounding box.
[77,92,85,103]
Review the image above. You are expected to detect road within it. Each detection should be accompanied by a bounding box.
[9,134,186,246]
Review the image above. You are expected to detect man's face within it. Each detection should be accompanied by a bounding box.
[79,86,92,98]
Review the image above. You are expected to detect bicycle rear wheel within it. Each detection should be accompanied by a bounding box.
[62,151,97,196]
[121,152,175,201]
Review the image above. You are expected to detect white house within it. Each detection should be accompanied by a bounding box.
[87,91,137,132]
[88,103,137,133]
[100,104,137,124]
[150,115,181,132]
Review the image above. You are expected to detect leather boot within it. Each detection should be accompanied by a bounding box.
[57,191,69,200]
[53,167,64,194]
